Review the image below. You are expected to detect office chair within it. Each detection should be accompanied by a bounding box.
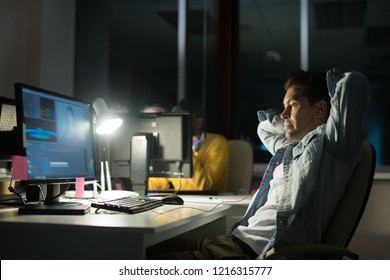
[227,140,253,194]
[260,141,376,260]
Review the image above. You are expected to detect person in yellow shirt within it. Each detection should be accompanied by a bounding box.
[148,99,229,193]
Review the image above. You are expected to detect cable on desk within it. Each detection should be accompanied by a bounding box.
[151,193,253,215]
[50,183,73,200]
[7,178,26,205]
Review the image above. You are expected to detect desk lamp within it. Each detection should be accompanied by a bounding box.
[92,98,134,198]
[93,98,123,135]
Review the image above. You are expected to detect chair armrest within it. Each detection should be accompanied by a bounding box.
[258,244,359,260]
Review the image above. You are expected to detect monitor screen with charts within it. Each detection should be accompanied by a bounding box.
[14,83,96,214]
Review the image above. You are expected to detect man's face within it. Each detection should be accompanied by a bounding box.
[281,86,322,141]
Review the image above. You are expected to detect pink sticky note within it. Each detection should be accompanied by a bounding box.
[11,155,28,180]
[75,177,85,198]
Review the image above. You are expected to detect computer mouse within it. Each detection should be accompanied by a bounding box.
[161,195,184,205]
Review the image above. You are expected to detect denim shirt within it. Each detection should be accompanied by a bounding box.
[234,68,372,258]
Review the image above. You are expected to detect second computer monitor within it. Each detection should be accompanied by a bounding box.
[110,112,192,185]
[139,112,192,178]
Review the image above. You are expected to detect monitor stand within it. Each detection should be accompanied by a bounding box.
[18,203,90,215]
[18,183,90,215]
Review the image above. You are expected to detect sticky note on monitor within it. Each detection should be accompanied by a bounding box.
[75,177,85,198]
[11,155,27,180]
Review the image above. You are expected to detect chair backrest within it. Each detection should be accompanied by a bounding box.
[227,140,253,193]
[322,141,376,247]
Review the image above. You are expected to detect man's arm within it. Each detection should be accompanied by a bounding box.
[257,109,290,155]
[325,69,372,159]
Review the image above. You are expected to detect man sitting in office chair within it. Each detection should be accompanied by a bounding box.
[148,99,229,193]
[146,68,372,259]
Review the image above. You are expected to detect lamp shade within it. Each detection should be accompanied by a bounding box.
[92,98,123,134]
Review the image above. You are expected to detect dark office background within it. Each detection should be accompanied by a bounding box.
[72,0,390,167]
[1,0,389,166]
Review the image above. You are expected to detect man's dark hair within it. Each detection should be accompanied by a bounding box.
[284,70,330,111]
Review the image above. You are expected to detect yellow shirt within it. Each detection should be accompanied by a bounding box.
[148,133,229,193]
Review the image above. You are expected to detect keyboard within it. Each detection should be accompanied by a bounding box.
[91,196,163,214]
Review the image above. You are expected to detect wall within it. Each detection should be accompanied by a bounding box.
[0,0,75,99]
[0,0,42,98]
[40,0,76,95]
[349,179,390,260]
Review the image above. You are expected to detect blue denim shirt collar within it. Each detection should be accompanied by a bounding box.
[291,125,323,159]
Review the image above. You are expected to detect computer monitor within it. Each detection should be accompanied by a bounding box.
[109,112,193,195]
[14,83,96,214]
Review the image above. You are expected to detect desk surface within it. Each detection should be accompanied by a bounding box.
[0,202,230,231]
[0,195,250,259]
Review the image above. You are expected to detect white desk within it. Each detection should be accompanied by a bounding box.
[0,195,250,259]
